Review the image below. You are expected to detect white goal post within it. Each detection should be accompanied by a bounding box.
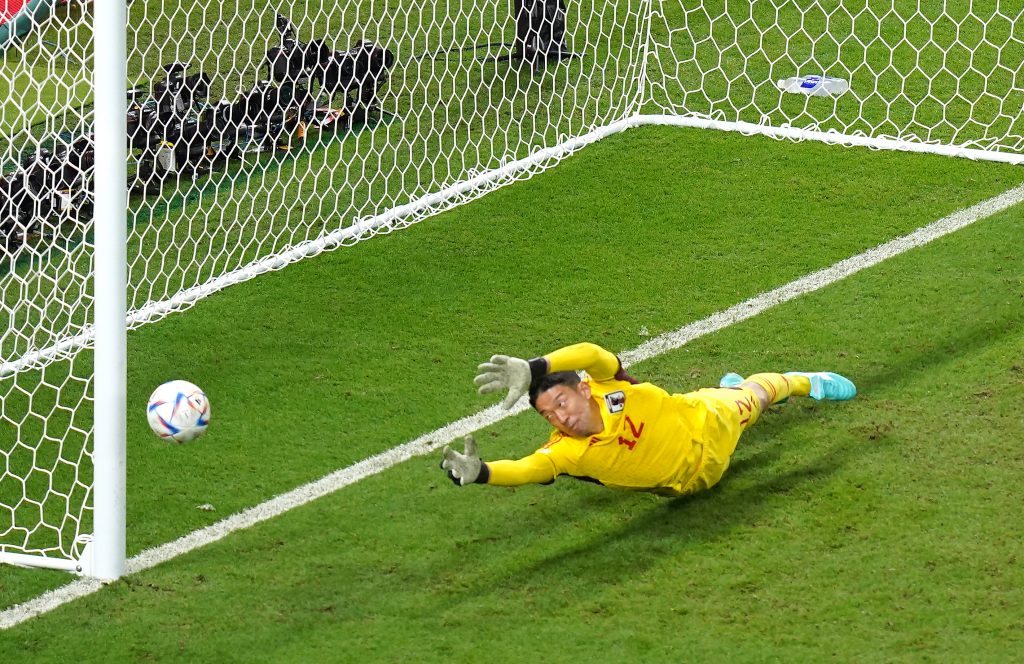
[1,0,1021,579]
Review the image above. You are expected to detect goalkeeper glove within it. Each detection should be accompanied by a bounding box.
[441,434,486,486]
[474,354,533,409]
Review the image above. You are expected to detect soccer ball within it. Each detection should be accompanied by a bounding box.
[146,380,211,443]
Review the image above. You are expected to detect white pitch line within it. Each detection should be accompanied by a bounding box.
[2,182,1022,630]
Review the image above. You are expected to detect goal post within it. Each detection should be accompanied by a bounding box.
[91,0,128,581]
[0,0,127,579]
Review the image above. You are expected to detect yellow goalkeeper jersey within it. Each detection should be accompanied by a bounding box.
[486,343,746,495]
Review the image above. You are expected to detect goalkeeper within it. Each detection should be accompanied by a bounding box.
[441,343,856,497]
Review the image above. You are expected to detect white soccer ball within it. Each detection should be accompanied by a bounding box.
[146,380,211,443]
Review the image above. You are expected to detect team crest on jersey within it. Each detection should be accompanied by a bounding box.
[604,390,626,413]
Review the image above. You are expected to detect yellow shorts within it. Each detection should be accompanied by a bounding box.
[654,386,760,497]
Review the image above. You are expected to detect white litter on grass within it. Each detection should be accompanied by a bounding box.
[777,74,850,97]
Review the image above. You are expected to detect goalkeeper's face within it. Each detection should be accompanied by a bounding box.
[534,381,603,438]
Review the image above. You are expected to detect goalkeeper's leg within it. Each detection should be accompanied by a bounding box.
[714,372,810,428]
[721,371,856,415]
[744,372,809,408]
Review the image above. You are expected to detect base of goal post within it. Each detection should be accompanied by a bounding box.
[0,534,97,575]
[0,550,83,574]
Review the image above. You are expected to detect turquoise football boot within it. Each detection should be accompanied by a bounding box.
[785,372,857,401]
[719,372,744,388]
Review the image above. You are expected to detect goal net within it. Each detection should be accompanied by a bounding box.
[1,0,1020,575]
[648,1,1024,160]
[0,0,648,573]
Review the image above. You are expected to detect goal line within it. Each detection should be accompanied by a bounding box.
[2,180,1022,630]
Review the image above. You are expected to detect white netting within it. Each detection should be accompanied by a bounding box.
[2,0,1023,568]
[1,0,648,563]
[648,0,1024,156]
[1,0,96,562]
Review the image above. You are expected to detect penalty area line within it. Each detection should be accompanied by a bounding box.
[2,182,1022,630]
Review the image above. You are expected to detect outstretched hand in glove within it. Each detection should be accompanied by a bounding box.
[473,355,533,409]
[441,434,485,486]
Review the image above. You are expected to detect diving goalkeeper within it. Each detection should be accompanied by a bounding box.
[441,343,856,497]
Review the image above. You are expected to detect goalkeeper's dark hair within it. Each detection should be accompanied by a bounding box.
[528,371,580,409]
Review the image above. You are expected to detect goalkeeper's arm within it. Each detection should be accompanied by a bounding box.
[474,342,637,409]
[485,455,557,486]
[536,342,635,382]
[442,436,556,487]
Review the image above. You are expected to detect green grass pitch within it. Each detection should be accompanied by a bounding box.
[1,125,1023,661]
[2,0,1024,658]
